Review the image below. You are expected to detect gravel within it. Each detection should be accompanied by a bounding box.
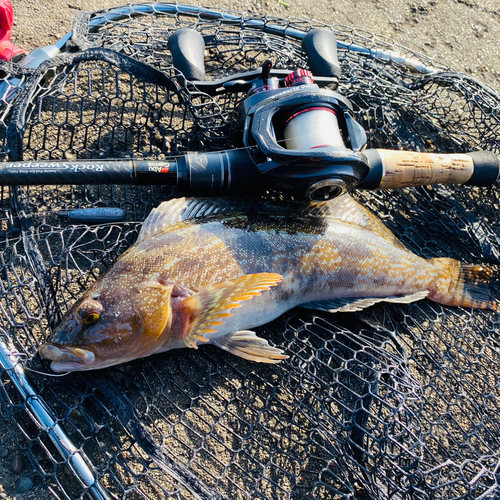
[8,0,500,89]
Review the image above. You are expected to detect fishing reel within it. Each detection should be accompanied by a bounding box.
[165,27,499,200]
[233,61,369,201]
[169,28,370,201]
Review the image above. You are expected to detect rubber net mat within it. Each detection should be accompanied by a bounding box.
[0,4,499,499]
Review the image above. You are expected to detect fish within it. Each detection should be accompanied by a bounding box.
[39,195,497,372]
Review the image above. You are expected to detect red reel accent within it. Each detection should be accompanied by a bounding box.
[285,69,314,87]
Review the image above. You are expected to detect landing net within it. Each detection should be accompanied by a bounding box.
[0,4,499,499]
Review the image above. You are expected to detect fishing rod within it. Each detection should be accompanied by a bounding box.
[0,27,497,201]
[1,147,497,201]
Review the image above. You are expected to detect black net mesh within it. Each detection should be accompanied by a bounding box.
[0,4,500,500]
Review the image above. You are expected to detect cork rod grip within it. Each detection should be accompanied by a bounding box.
[360,149,500,190]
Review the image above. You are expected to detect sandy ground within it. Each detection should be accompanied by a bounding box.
[1,0,500,499]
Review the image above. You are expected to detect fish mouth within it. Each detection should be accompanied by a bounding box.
[39,344,96,373]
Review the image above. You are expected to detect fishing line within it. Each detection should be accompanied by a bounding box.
[23,364,72,377]
[0,348,72,377]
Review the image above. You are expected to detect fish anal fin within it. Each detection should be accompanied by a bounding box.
[214,330,288,363]
[301,290,429,313]
[182,273,283,349]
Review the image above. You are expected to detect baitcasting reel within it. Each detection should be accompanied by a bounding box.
[230,57,369,201]
[0,28,498,199]
[159,26,371,201]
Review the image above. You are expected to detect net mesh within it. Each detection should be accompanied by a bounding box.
[0,4,500,499]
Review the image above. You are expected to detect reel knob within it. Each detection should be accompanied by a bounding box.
[285,69,314,87]
[301,29,341,80]
[168,28,206,81]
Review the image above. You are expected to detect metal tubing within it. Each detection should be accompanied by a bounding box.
[83,4,441,75]
[0,339,111,500]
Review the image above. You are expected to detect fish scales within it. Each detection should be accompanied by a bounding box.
[115,214,329,292]
[39,196,498,372]
[114,214,401,301]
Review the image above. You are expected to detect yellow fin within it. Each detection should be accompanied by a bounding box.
[214,330,288,363]
[428,259,498,310]
[182,273,283,349]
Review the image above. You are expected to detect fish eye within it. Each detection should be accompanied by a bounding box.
[78,300,104,327]
[82,311,101,326]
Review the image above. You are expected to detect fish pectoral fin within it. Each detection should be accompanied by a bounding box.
[182,273,283,348]
[214,330,288,363]
[301,291,430,313]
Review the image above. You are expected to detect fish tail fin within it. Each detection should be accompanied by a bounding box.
[428,257,497,310]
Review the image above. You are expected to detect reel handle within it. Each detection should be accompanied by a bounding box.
[301,29,341,79]
[360,149,500,189]
[167,28,206,81]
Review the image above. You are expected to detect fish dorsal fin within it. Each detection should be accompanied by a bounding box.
[138,198,215,241]
[138,197,292,241]
[300,195,367,220]
[181,272,283,348]
[214,330,288,363]
[301,291,429,313]
[303,195,405,247]
[138,194,401,246]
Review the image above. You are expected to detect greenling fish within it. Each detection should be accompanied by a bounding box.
[39,195,497,372]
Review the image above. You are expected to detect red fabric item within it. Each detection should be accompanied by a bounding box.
[0,0,25,61]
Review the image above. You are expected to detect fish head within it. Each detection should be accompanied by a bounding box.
[40,279,175,372]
